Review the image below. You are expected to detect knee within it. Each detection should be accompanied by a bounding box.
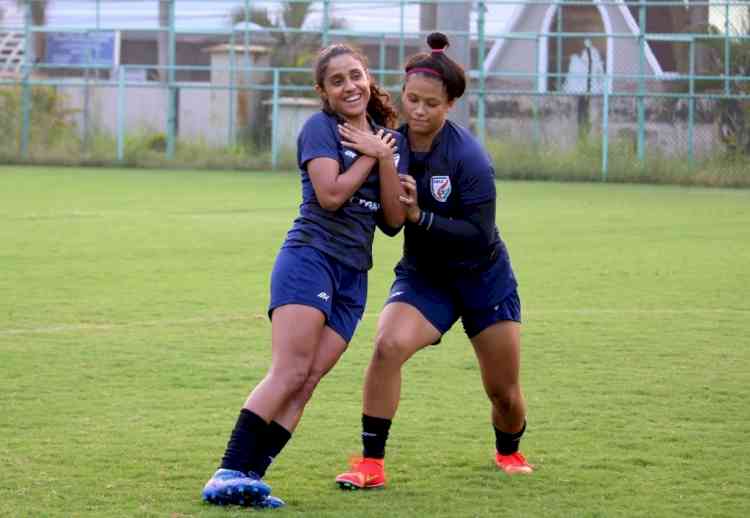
[488,384,522,415]
[270,365,311,395]
[372,331,410,366]
[296,369,325,403]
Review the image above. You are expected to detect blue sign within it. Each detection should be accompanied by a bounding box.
[45,32,116,66]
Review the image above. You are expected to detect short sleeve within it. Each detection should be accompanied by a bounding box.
[297,112,341,170]
[457,139,496,206]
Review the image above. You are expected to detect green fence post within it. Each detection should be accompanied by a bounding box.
[637,0,646,163]
[20,1,32,159]
[322,0,330,47]
[241,0,254,148]
[688,39,695,167]
[166,0,176,159]
[602,74,610,181]
[229,30,236,146]
[477,0,486,146]
[271,68,280,170]
[399,0,405,67]
[379,35,386,87]
[556,1,563,91]
[117,66,125,162]
[533,35,541,149]
[724,1,731,95]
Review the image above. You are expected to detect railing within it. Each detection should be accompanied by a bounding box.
[1,1,748,181]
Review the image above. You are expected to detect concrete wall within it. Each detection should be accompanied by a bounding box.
[483,94,720,158]
[264,97,320,152]
[56,82,261,147]
[58,83,168,136]
[53,44,271,147]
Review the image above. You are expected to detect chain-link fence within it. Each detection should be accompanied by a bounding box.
[1,1,748,182]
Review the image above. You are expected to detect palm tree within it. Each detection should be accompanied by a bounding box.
[231,1,347,84]
[229,2,346,147]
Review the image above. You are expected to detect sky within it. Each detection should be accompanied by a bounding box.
[0,1,517,34]
[1,1,746,35]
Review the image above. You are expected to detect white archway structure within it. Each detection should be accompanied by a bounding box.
[481,0,666,94]
[538,0,614,93]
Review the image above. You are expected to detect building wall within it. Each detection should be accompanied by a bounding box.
[120,39,211,82]
[483,94,718,158]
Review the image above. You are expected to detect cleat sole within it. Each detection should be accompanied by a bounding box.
[336,480,384,490]
[337,481,361,490]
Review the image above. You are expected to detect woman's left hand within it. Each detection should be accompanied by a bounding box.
[399,174,422,223]
[338,124,396,160]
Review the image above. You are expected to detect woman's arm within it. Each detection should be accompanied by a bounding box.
[399,174,496,246]
[412,200,495,245]
[307,155,377,211]
[338,124,405,227]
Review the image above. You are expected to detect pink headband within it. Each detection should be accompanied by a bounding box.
[407,67,442,78]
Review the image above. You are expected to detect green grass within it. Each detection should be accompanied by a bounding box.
[1,166,749,517]
[486,138,750,188]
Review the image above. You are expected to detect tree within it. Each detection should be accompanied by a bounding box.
[700,17,750,155]
[230,1,347,84]
[228,2,345,147]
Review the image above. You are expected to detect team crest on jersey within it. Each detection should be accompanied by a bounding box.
[431,176,452,202]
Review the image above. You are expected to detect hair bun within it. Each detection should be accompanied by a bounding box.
[427,32,449,51]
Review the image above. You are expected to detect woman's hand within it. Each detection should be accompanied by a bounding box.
[338,124,396,161]
[398,174,422,224]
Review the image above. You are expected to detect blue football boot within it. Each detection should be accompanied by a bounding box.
[201,468,271,506]
[255,494,286,509]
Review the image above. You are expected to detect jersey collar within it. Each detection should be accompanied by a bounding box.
[399,120,450,156]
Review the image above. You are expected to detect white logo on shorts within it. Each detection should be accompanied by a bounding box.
[317,291,330,301]
[344,149,357,159]
[389,290,404,298]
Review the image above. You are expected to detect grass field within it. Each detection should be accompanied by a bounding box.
[1,166,749,518]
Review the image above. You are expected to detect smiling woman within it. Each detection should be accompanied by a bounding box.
[199,42,409,510]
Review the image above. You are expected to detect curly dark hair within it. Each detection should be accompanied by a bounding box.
[404,32,467,101]
[314,44,399,128]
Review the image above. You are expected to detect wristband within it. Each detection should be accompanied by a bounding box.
[417,210,434,231]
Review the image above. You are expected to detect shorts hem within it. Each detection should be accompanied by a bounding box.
[268,299,331,322]
[384,299,451,336]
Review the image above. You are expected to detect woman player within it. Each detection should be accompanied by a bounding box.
[201,43,408,508]
[336,32,532,490]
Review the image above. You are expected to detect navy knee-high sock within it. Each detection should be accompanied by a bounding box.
[494,420,526,455]
[251,421,292,478]
[220,409,268,475]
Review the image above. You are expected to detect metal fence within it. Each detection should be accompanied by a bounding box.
[0,0,748,178]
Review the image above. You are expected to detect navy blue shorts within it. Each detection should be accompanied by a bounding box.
[386,261,521,339]
[268,245,367,343]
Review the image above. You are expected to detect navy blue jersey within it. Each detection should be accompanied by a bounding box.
[284,111,409,271]
[399,120,510,276]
